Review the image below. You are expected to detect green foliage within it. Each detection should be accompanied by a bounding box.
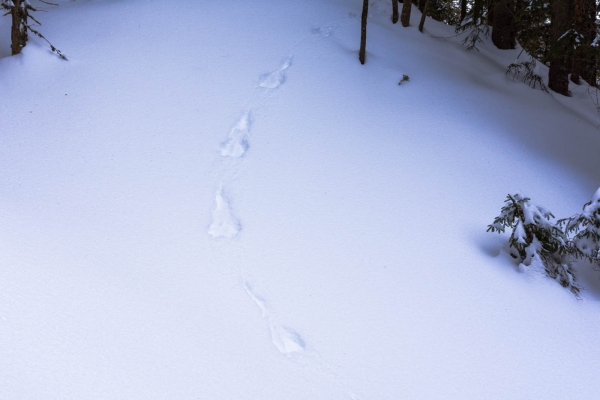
[514,0,551,62]
[488,192,581,295]
[558,189,600,266]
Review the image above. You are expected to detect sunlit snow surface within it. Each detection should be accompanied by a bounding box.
[1,0,600,399]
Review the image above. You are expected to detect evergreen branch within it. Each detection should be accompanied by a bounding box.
[487,191,596,297]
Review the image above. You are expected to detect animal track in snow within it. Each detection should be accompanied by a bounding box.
[269,324,306,354]
[221,112,251,158]
[243,281,364,398]
[258,56,293,89]
[207,188,240,239]
[311,25,336,37]
[244,281,306,355]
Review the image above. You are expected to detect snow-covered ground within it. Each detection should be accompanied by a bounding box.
[1,0,600,398]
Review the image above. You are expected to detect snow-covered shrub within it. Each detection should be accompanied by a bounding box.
[488,192,580,295]
[558,188,600,267]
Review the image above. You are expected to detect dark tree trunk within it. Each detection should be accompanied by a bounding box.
[359,0,368,64]
[572,0,596,85]
[392,0,399,24]
[492,0,516,49]
[460,0,467,22]
[571,0,584,84]
[418,0,426,12]
[488,0,495,25]
[419,0,430,32]
[401,0,412,26]
[11,0,27,56]
[548,0,572,95]
[580,0,597,86]
[471,0,484,25]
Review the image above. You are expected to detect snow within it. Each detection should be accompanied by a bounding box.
[515,219,527,244]
[220,111,251,158]
[207,187,240,239]
[1,0,600,399]
[258,56,293,89]
[583,187,600,217]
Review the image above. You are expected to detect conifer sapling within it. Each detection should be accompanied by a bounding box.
[488,192,580,295]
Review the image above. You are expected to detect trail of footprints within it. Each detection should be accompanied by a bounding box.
[208,20,354,234]
[206,21,362,399]
[207,56,293,239]
[207,53,305,353]
[207,55,309,356]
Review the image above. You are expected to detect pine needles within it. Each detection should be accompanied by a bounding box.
[489,189,600,297]
[506,58,548,92]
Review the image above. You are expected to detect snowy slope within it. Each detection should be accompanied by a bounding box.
[1,0,600,399]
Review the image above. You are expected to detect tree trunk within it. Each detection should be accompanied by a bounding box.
[11,0,27,56]
[572,0,596,85]
[488,0,495,25]
[548,0,572,95]
[580,0,596,86]
[359,0,368,64]
[472,0,484,24]
[419,0,430,32]
[460,0,467,23]
[492,0,516,49]
[392,0,399,24]
[571,0,583,84]
[401,0,412,27]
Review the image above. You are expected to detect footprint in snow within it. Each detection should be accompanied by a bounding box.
[244,281,306,355]
[243,282,364,399]
[207,188,240,239]
[311,25,336,37]
[270,324,306,354]
[221,111,250,158]
[259,56,293,89]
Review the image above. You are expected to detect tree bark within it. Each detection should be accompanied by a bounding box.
[359,0,368,64]
[418,0,426,12]
[488,0,495,25]
[571,0,584,84]
[401,0,412,27]
[419,0,430,32]
[548,0,572,95]
[460,0,467,23]
[392,0,399,24]
[11,0,27,56]
[580,0,596,86]
[492,0,516,49]
[571,0,596,85]
[472,0,484,24]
